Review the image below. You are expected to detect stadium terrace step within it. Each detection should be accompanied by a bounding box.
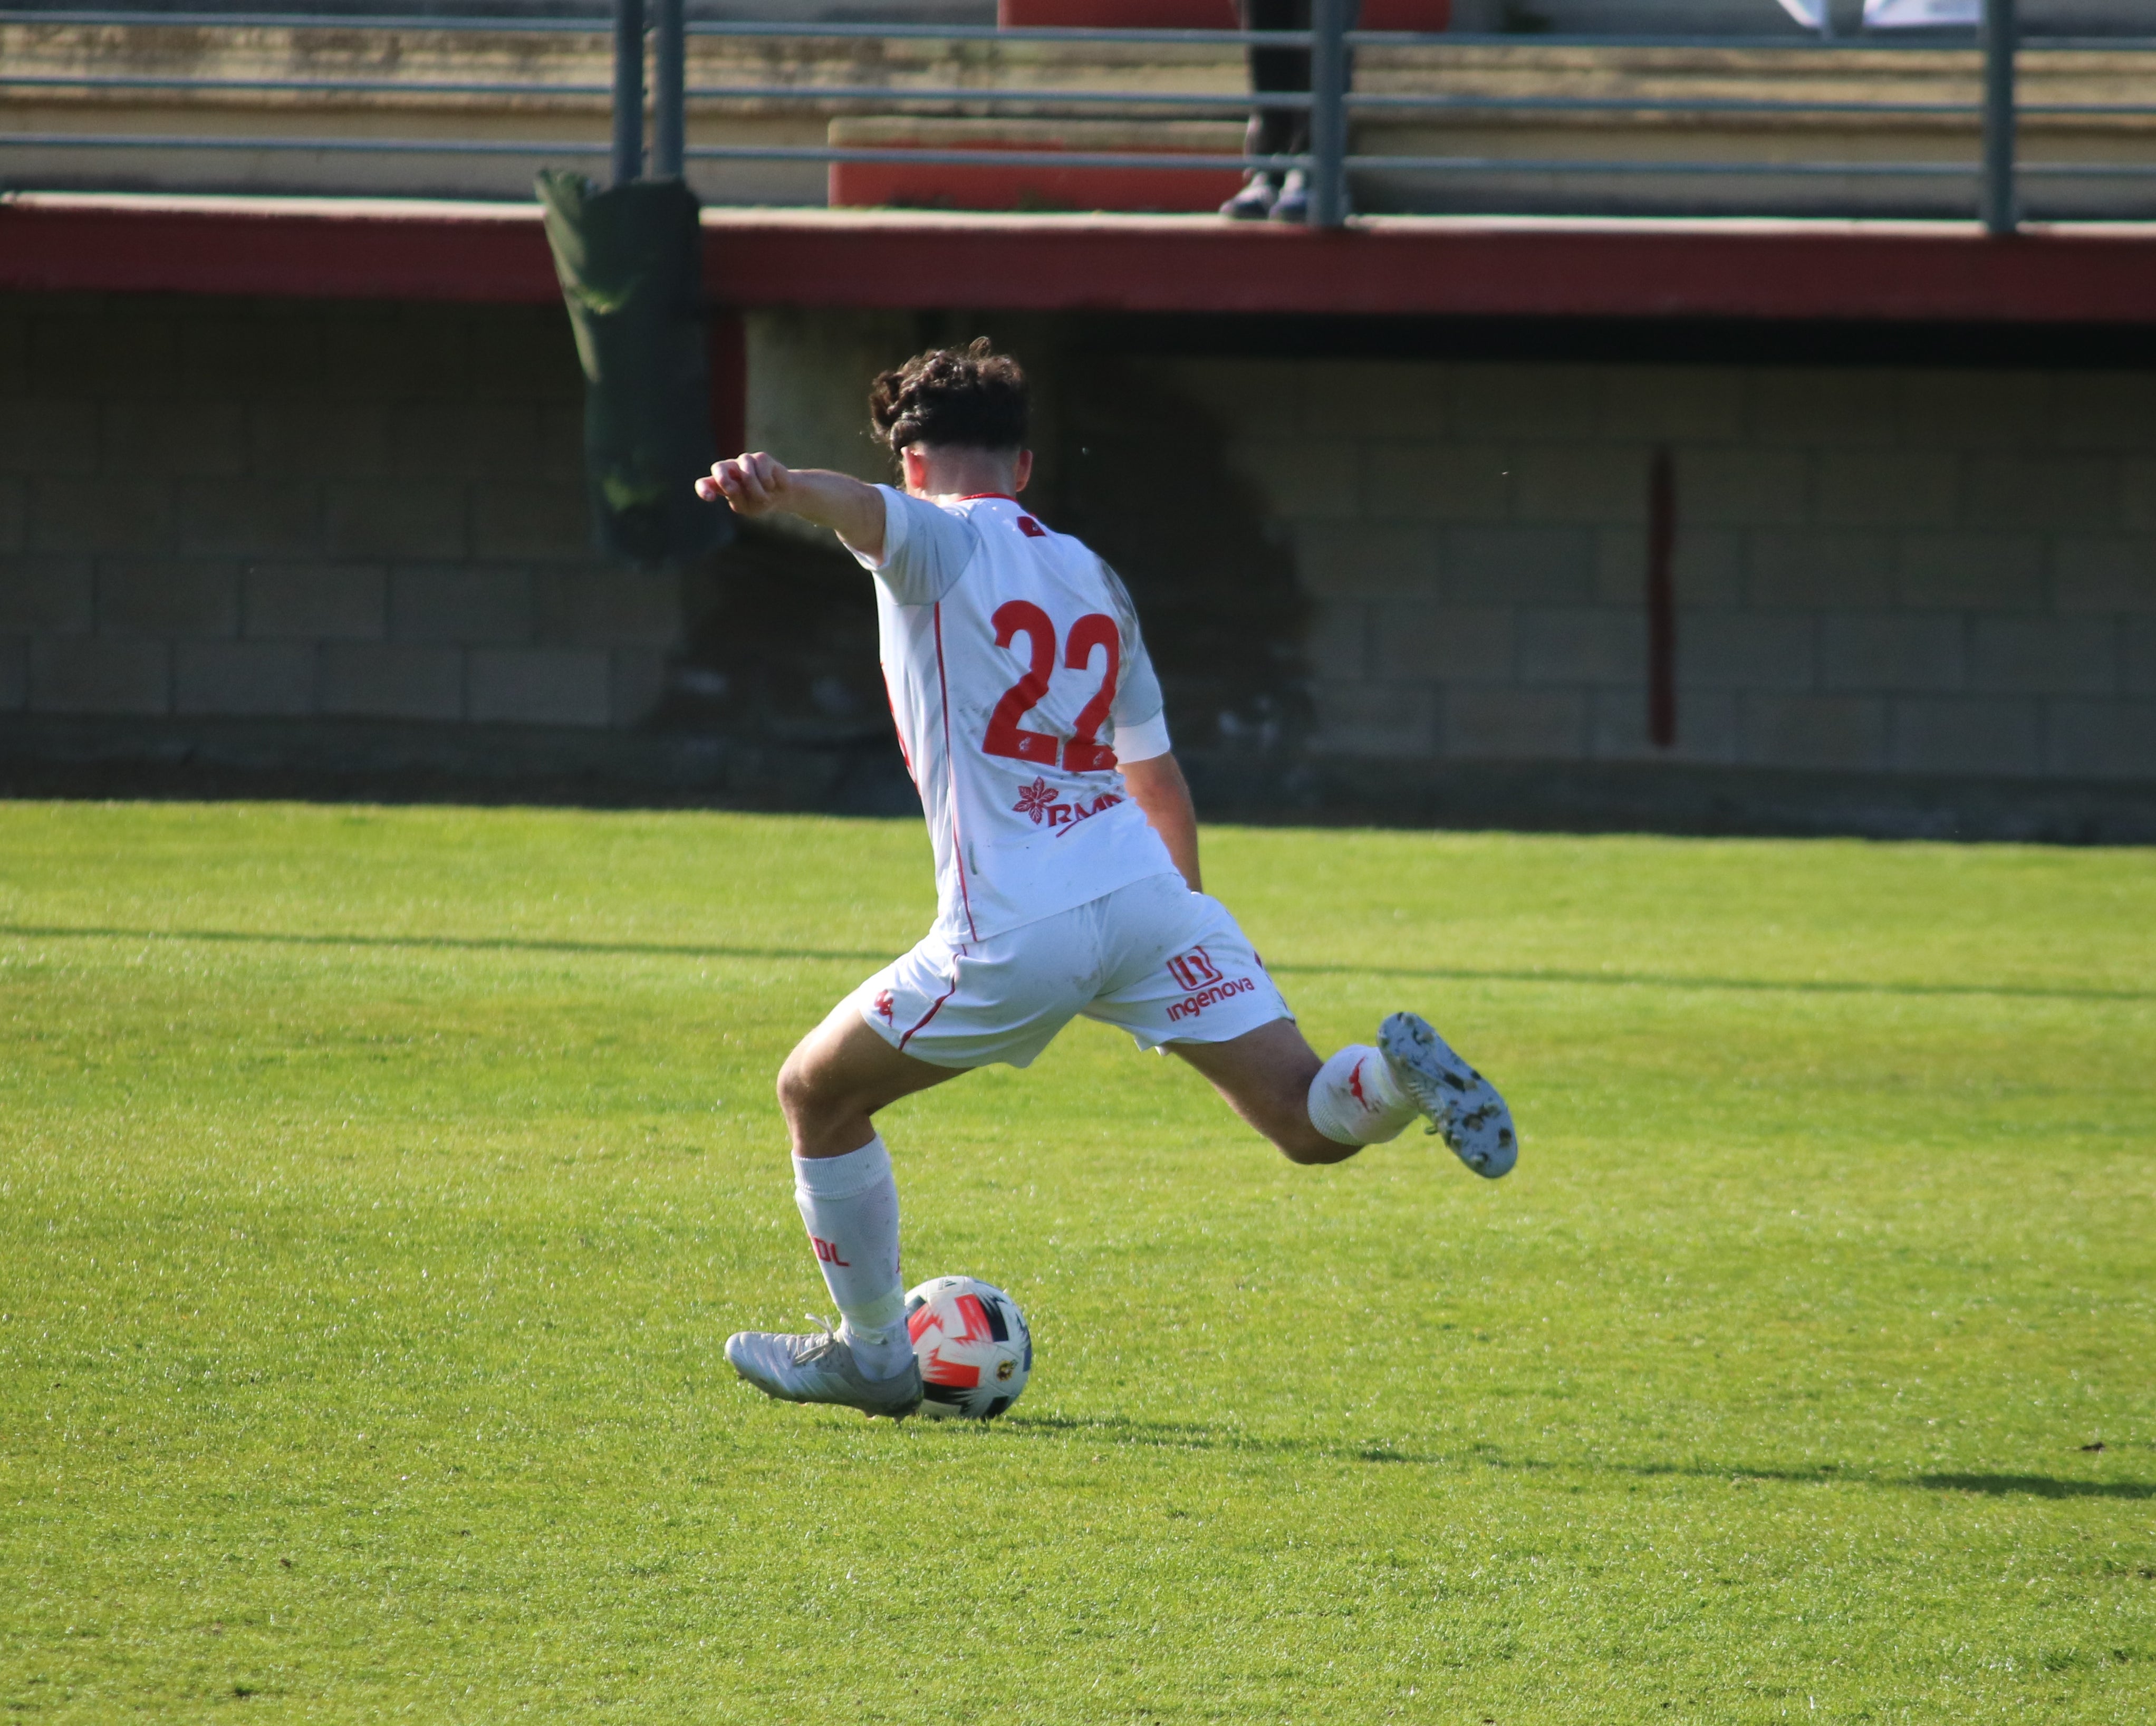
[827,116,1244,212]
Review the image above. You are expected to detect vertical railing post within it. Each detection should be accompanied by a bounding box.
[652,0,685,179]
[611,0,645,185]
[1982,0,2017,235]
[1308,0,1347,229]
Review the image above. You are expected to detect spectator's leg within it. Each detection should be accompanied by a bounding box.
[1270,0,1358,224]
[1221,0,1308,218]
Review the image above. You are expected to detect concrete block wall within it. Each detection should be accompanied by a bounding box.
[0,295,685,731]
[1165,357,2156,783]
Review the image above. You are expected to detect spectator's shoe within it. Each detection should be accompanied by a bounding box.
[1220,174,1277,219]
[726,1317,924,1418]
[1269,168,1311,223]
[1379,1011,1518,1179]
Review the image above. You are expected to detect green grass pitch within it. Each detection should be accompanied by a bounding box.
[2,801,2152,1722]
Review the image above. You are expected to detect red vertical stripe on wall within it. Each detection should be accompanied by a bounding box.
[1646,447,1678,751]
[708,310,747,459]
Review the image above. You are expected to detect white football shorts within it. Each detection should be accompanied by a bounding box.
[850,870,1294,1070]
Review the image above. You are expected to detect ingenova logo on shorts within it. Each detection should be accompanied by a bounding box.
[1166,977,1256,1022]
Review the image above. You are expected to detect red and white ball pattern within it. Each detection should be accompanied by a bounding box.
[905,1276,1032,1421]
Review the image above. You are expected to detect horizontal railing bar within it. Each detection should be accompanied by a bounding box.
[13,130,2152,181]
[0,12,1305,43]
[1,73,1275,106]
[5,12,2154,53]
[14,73,2156,124]
[0,72,617,97]
[1420,31,2156,51]
[0,130,614,154]
[1350,154,2156,178]
[0,130,1298,168]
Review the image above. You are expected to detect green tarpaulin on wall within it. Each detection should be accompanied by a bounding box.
[536,170,732,569]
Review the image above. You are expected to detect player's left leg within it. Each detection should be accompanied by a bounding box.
[1165,1015,1413,1163]
[1080,874,1516,1176]
[1168,1011,1515,1176]
[1167,1017,1344,1164]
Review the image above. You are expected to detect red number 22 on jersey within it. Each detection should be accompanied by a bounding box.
[983,601,1121,773]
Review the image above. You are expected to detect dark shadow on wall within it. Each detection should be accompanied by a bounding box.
[652,523,886,745]
[646,350,1314,803]
[1053,354,1312,760]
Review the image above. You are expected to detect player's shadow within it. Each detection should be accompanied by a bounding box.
[1614,1460,2151,1498]
[1270,960,2153,1006]
[5,924,2150,1004]
[1000,1426,2154,1500]
[0,923,893,968]
[1912,1473,2155,1500]
[1002,1411,1445,1466]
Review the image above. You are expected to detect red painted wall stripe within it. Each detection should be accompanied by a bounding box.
[707,309,747,459]
[1645,448,1677,753]
[6,197,2156,326]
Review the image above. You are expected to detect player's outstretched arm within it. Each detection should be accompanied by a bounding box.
[696,453,886,559]
[1122,752,1201,894]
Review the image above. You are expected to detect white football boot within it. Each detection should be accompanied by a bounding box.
[1378,1011,1518,1179]
[725,1317,923,1418]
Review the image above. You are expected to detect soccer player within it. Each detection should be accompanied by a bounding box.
[697,340,1516,1418]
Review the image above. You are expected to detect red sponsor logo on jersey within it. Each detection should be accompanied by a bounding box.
[1013,777,1124,833]
[1016,515,1047,538]
[811,1235,851,1267]
[1166,947,1224,992]
[873,989,895,1022]
[1014,778,1060,823]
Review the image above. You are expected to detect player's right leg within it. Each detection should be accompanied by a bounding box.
[724,1002,960,1419]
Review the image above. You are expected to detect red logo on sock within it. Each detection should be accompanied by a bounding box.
[1348,1057,1369,1109]
[811,1235,851,1267]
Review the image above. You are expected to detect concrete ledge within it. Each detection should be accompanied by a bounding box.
[3,714,2151,842]
[11,194,2156,325]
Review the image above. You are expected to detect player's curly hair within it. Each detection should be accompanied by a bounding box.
[869,338,1029,453]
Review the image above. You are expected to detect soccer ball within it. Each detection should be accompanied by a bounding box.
[904,1276,1032,1421]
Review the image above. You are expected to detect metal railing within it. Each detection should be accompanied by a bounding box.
[5,0,2155,227]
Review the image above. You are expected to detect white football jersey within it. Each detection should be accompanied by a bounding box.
[852,487,1179,944]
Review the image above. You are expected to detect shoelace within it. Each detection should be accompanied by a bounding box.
[797,1314,852,1362]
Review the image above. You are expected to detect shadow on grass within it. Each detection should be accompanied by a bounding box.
[1001,1417,2154,1499]
[1274,960,2151,1005]
[3,924,2147,1004]
[1914,1473,2155,1501]
[0,923,891,969]
[1003,1411,1448,1468]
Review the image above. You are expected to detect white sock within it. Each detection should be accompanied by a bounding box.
[793,1135,913,1381]
[1306,1044,1421,1147]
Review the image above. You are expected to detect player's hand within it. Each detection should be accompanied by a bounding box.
[696,452,790,515]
